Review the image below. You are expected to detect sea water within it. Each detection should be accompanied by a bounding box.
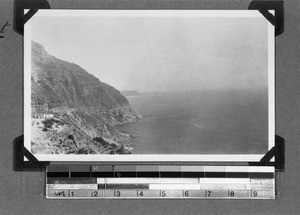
[116,90,268,154]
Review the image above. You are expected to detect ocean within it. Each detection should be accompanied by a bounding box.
[116,90,268,154]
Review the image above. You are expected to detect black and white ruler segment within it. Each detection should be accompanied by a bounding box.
[46,165,275,199]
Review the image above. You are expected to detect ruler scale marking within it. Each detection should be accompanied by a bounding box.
[46,165,275,199]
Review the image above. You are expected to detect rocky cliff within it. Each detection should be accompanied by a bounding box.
[31,41,140,154]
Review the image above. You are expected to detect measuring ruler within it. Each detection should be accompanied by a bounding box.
[46,165,275,199]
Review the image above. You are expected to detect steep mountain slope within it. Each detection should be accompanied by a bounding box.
[31,41,140,154]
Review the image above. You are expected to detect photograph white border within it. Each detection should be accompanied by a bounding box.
[24,10,275,162]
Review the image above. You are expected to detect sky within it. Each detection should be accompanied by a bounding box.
[29,13,269,93]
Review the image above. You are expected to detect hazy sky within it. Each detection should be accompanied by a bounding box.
[30,14,269,92]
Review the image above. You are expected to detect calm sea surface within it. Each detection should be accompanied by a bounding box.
[116,90,268,154]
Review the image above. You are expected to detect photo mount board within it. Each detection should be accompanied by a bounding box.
[19,2,282,163]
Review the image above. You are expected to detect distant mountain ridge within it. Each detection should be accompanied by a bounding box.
[31,41,140,155]
[121,90,142,97]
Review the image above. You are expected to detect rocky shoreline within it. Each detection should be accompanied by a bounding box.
[31,111,140,155]
[30,41,141,155]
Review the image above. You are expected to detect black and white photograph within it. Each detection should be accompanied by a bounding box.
[4,0,300,212]
[24,10,274,161]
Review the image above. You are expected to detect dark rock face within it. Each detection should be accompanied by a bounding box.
[31,41,129,112]
[31,41,140,154]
